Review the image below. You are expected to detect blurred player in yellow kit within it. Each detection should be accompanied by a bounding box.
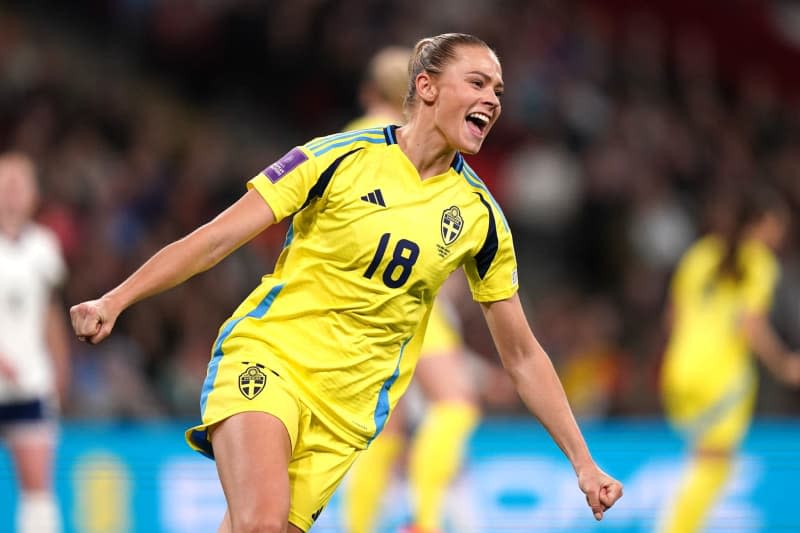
[342,46,480,533]
[659,186,800,533]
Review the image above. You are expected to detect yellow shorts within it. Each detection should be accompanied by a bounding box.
[185,351,359,531]
[661,368,757,451]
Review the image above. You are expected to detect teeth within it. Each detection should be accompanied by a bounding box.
[467,112,490,126]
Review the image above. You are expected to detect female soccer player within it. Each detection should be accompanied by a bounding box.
[0,152,70,533]
[70,33,622,532]
[342,45,483,533]
[659,186,800,533]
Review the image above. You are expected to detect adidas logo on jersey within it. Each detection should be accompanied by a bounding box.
[361,189,386,207]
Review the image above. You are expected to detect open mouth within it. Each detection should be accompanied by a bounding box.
[466,112,490,137]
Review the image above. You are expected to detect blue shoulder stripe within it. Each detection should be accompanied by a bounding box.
[307,127,384,149]
[312,136,385,156]
[462,164,509,231]
[307,128,384,152]
[452,152,465,173]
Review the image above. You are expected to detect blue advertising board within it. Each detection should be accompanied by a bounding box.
[0,418,797,532]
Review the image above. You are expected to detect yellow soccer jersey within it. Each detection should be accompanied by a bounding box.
[661,235,779,405]
[205,125,517,448]
[344,116,461,357]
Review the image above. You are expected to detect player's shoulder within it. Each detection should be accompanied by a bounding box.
[680,235,719,265]
[13,223,66,282]
[741,238,778,274]
[302,127,389,160]
[342,115,393,132]
[457,158,510,228]
[20,223,61,252]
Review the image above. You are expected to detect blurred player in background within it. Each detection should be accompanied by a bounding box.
[659,186,800,533]
[342,45,482,533]
[0,152,70,533]
[71,33,622,532]
[343,46,411,133]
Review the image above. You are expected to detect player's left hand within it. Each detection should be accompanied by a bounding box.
[577,465,623,520]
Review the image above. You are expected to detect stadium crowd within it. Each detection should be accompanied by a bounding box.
[1,0,798,421]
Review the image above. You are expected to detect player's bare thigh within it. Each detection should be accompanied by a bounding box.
[211,411,294,532]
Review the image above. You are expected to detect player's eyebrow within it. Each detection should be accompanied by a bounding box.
[467,70,505,92]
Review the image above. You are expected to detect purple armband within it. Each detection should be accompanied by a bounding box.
[263,147,308,183]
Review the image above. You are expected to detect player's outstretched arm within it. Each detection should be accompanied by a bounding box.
[741,312,800,386]
[71,189,275,344]
[480,294,623,520]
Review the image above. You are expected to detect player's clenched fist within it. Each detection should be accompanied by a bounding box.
[578,466,624,521]
[70,298,117,345]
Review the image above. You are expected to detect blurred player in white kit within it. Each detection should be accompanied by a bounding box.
[0,152,70,533]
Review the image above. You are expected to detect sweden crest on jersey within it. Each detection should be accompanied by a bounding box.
[441,206,464,245]
[239,363,267,399]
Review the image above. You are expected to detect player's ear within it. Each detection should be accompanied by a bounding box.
[416,72,438,104]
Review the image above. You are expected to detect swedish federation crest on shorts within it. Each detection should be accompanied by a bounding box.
[239,363,267,399]
[441,206,464,245]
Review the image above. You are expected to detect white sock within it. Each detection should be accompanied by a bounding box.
[18,491,61,533]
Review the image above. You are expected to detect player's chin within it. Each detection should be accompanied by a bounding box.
[458,125,492,154]
[458,138,485,155]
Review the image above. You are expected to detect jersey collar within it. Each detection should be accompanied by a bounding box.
[384,125,464,173]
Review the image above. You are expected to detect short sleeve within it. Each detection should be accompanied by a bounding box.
[463,195,519,302]
[247,146,320,223]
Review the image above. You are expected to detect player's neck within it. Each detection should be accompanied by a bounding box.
[395,122,457,180]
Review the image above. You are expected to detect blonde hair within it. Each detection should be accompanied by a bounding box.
[367,46,412,107]
[403,33,493,112]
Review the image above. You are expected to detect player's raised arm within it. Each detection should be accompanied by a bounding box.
[70,189,275,344]
[480,294,623,520]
